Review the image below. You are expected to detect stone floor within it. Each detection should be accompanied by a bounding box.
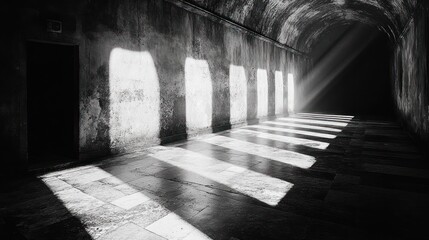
[1,113,429,240]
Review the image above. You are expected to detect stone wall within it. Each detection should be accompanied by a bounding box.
[0,0,309,171]
[392,2,429,146]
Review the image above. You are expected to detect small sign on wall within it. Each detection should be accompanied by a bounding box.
[46,19,62,33]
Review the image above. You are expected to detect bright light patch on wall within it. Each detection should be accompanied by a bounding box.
[279,117,348,127]
[288,73,295,113]
[232,129,330,149]
[149,147,293,206]
[40,166,213,239]
[229,65,247,124]
[275,71,284,115]
[257,69,268,118]
[247,124,337,139]
[185,58,213,132]
[202,135,316,168]
[109,48,160,145]
[263,120,342,132]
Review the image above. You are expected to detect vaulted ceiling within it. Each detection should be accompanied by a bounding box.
[182,0,418,53]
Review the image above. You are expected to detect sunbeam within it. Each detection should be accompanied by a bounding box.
[300,25,379,110]
[232,129,330,149]
[109,48,161,146]
[257,69,269,118]
[247,124,337,139]
[40,166,214,239]
[262,120,342,132]
[201,135,316,168]
[149,146,294,206]
[185,58,213,133]
[230,65,248,124]
[279,117,349,127]
[287,73,295,113]
[296,112,354,119]
[275,71,284,115]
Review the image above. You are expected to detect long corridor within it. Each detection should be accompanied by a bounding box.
[1,113,428,240]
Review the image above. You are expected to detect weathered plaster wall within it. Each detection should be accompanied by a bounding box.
[0,0,309,171]
[80,0,310,156]
[392,2,429,145]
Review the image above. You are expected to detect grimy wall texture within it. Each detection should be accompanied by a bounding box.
[392,2,429,146]
[0,0,309,171]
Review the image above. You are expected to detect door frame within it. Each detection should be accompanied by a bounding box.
[25,40,80,163]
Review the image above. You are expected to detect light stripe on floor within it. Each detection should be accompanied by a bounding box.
[278,117,349,127]
[296,113,354,119]
[201,135,316,168]
[246,125,337,139]
[263,120,342,132]
[232,129,330,149]
[149,146,293,206]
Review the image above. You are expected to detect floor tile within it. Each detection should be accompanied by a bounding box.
[1,114,429,239]
[100,222,165,240]
[110,192,151,210]
[146,212,209,240]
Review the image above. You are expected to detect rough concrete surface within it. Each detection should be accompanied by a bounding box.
[0,0,426,173]
[392,2,429,146]
[1,114,429,239]
[182,0,417,52]
[0,0,309,171]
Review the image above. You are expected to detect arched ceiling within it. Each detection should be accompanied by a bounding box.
[182,0,418,53]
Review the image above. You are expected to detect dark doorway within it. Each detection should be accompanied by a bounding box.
[306,24,395,118]
[27,42,79,163]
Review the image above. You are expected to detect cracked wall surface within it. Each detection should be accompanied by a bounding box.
[392,2,429,145]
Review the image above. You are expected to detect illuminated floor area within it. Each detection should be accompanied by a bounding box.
[1,113,429,239]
